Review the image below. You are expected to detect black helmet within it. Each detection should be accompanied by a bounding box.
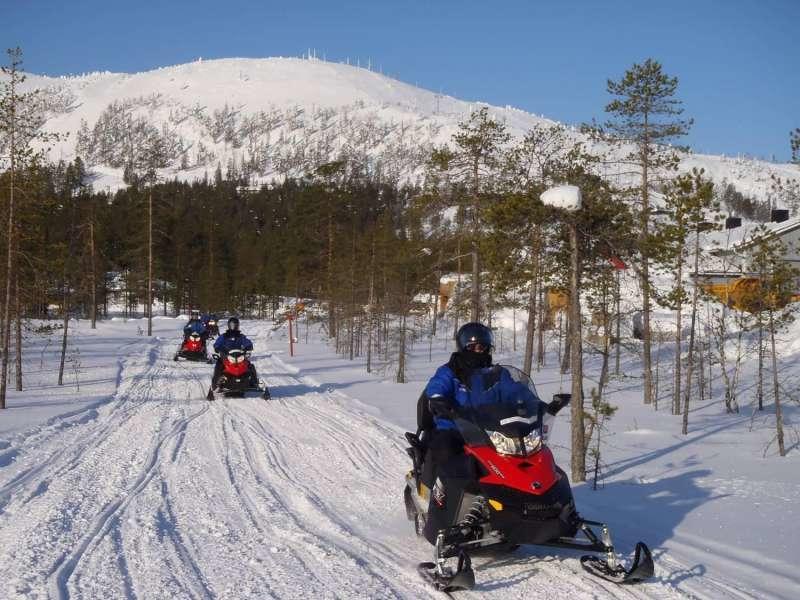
[190,309,200,319]
[227,317,240,331]
[455,322,494,353]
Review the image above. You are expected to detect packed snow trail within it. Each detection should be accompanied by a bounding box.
[0,329,755,599]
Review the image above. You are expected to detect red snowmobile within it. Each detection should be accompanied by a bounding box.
[206,349,270,400]
[403,365,653,592]
[173,332,212,363]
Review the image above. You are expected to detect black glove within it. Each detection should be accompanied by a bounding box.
[428,395,457,419]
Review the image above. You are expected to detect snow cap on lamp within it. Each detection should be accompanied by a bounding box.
[540,185,582,212]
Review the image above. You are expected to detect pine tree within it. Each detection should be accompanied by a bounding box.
[597,58,692,406]
[657,169,717,418]
[0,47,58,408]
[428,107,510,321]
[747,228,797,457]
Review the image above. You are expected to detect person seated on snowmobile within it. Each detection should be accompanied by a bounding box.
[416,322,498,490]
[183,309,208,341]
[211,317,256,389]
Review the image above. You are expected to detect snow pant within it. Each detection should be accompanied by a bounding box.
[421,428,464,490]
[422,430,475,544]
[211,359,224,388]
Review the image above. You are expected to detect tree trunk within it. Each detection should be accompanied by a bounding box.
[673,248,684,416]
[454,236,462,337]
[512,289,517,352]
[0,62,22,409]
[769,309,785,456]
[470,245,480,322]
[15,274,22,391]
[58,285,70,386]
[523,274,536,376]
[537,283,546,367]
[614,268,621,376]
[366,237,375,373]
[90,216,97,329]
[397,310,407,383]
[0,131,16,410]
[641,157,654,404]
[757,315,764,410]
[682,229,701,435]
[568,222,585,482]
[147,187,153,336]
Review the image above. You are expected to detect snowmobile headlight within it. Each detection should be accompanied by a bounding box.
[489,430,542,457]
[521,430,543,455]
[488,431,522,456]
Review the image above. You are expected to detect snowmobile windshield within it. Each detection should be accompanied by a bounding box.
[453,365,548,455]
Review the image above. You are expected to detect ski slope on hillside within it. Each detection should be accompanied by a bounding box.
[1,319,794,599]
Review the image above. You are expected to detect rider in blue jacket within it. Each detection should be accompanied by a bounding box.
[183,309,208,341]
[418,322,494,484]
[211,317,256,388]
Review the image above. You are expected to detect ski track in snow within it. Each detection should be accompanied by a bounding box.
[0,333,763,599]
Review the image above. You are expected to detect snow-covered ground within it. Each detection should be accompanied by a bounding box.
[0,314,798,599]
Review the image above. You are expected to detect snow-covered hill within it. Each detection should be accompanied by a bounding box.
[15,57,800,197]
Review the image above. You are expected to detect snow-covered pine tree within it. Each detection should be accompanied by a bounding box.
[596,58,693,406]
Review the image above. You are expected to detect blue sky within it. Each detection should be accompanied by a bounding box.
[3,0,798,161]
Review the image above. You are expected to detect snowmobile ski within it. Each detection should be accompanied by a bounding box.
[580,541,654,584]
[206,386,216,401]
[417,551,475,593]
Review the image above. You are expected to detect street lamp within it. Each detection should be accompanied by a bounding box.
[540,185,585,483]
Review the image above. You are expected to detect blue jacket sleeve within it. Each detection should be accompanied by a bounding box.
[241,336,254,352]
[213,336,225,353]
[425,365,455,400]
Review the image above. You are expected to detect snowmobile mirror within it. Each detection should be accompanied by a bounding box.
[548,393,571,415]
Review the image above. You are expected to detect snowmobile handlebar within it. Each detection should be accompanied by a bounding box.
[547,393,571,416]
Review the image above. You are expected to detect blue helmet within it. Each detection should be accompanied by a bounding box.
[455,322,494,353]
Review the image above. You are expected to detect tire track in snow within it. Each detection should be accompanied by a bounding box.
[69,356,216,600]
[224,400,424,599]
[0,340,158,513]
[0,338,210,598]
[47,374,210,598]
